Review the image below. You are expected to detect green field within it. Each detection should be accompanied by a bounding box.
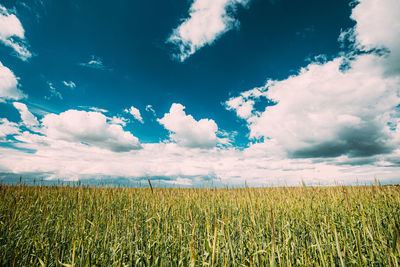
[1,184,400,266]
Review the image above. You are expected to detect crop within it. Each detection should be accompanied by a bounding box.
[1,183,399,266]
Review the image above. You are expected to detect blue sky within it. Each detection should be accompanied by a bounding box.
[0,0,399,186]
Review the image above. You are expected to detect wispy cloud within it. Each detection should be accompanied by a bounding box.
[89,107,108,113]
[295,25,315,38]
[44,82,62,100]
[167,0,250,62]
[63,80,76,89]
[17,0,46,23]
[79,55,110,70]
[145,105,156,116]
[88,107,108,113]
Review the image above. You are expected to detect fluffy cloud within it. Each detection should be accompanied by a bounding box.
[167,0,250,61]
[158,103,221,149]
[124,106,143,123]
[110,116,128,126]
[0,103,399,185]
[1,0,400,185]
[0,62,25,102]
[1,140,399,186]
[226,0,400,161]
[0,118,20,140]
[225,95,255,119]
[41,110,141,152]
[13,102,39,129]
[251,56,398,158]
[0,5,32,61]
[3,105,141,152]
[350,0,400,76]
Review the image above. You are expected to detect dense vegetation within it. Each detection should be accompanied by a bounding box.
[0,184,399,266]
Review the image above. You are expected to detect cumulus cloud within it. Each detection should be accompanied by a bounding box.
[249,55,398,158]
[226,0,400,162]
[158,103,221,149]
[0,140,399,186]
[0,118,20,140]
[0,5,32,61]
[225,95,255,119]
[109,116,128,126]
[0,104,399,185]
[3,104,141,153]
[41,110,142,152]
[12,102,39,129]
[167,0,250,61]
[1,0,400,185]
[124,106,143,123]
[0,62,25,102]
[350,0,400,76]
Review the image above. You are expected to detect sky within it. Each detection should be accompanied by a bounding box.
[0,0,399,186]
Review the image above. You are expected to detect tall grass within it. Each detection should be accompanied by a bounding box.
[0,184,399,266]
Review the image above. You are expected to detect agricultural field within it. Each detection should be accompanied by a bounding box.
[0,184,399,266]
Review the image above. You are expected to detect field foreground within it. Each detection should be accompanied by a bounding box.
[1,184,400,266]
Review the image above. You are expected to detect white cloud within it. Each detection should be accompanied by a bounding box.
[247,55,398,158]
[0,5,32,61]
[1,0,400,185]
[226,0,400,161]
[79,55,109,70]
[109,116,128,127]
[12,102,39,129]
[0,118,20,140]
[124,106,143,123]
[145,105,156,116]
[0,140,399,186]
[0,61,25,102]
[41,110,142,152]
[45,82,62,100]
[158,103,221,149]
[225,95,255,119]
[2,104,140,152]
[0,104,399,185]
[167,0,250,61]
[63,81,76,89]
[350,0,400,76]
[164,177,193,186]
[88,107,108,113]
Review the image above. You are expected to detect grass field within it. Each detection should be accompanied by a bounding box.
[1,183,400,266]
